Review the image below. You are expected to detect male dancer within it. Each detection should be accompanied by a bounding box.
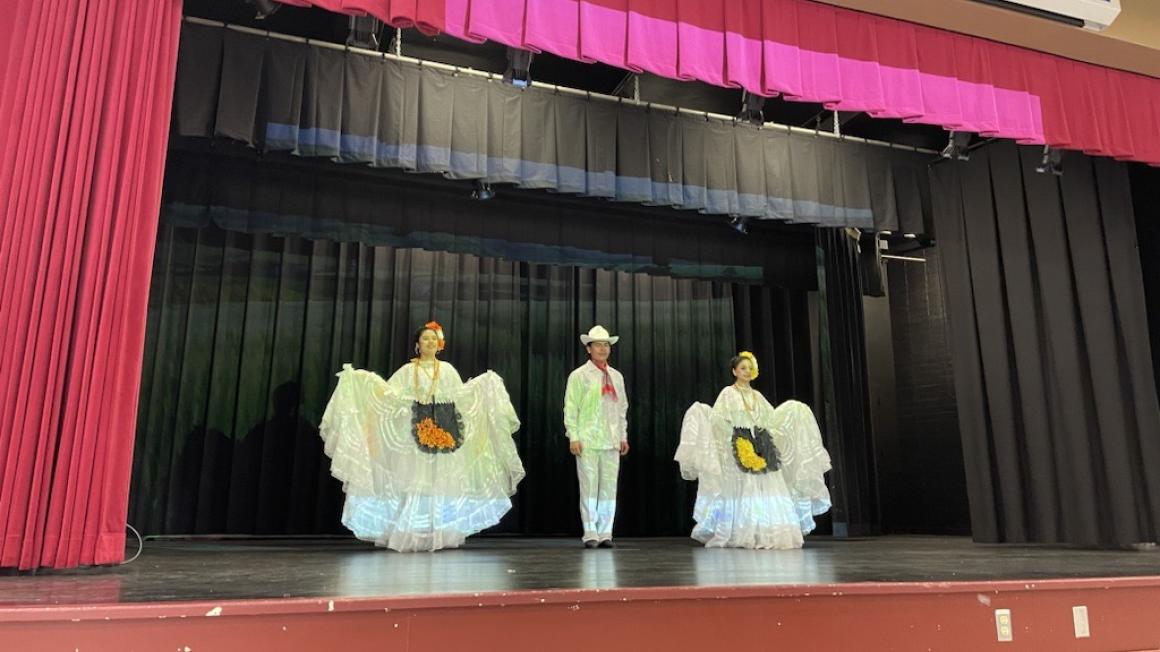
[564,325,629,548]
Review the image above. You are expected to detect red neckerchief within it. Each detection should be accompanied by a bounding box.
[592,360,618,402]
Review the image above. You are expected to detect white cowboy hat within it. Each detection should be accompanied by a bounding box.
[580,325,619,345]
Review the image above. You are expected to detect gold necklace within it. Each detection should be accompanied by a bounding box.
[412,357,441,403]
[735,384,756,412]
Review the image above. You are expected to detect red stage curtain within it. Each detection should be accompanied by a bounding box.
[0,9,16,95]
[280,0,1160,166]
[0,0,182,570]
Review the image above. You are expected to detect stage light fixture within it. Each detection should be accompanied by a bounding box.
[504,47,535,88]
[940,131,972,161]
[729,216,751,235]
[472,180,495,201]
[1036,146,1063,176]
[737,91,766,126]
[347,15,383,50]
[245,0,281,19]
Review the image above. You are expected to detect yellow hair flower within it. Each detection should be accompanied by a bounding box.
[738,350,760,381]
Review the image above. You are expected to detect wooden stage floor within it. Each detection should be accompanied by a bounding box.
[4,536,1160,651]
[4,535,1160,604]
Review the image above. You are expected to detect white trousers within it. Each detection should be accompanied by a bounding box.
[576,448,621,542]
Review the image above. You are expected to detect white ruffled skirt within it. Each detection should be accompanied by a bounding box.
[320,365,525,551]
[675,400,832,549]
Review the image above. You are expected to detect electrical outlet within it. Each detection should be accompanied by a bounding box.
[1073,605,1090,638]
[995,608,1013,642]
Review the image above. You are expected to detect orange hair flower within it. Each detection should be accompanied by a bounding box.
[424,320,446,351]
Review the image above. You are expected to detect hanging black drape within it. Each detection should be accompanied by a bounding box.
[163,144,818,289]
[172,22,934,232]
[1130,165,1160,404]
[131,221,744,536]
[131,154,830,535]
[815,228,879,537]
[931,141,1160,546]
[732,285,815,405]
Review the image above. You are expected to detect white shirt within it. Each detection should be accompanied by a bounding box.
[563,360,628,449]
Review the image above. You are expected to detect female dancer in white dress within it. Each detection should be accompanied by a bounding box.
[319,321,525,551]
[675,352,831,549]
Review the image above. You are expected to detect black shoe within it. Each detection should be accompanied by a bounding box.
[584,540,598,549]
[597,540,614,548]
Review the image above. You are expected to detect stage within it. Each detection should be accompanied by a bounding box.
[3,536,1160,651]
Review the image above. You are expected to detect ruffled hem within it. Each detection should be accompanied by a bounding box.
[692,525,805,550]
[342,494,515,552]
[691,493,807,549]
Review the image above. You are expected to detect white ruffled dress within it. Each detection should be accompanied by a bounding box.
[675,387,831,549]
[320,360,525,551]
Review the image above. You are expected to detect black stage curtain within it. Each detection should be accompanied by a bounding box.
[732,285,814,405]
[130,222,743,537]
[130,148,884,539]
[931,141,1160,546]
[173,22,934,232]
[816,228,879,536]
[1130,165,1160,408]
[163,144,818,290]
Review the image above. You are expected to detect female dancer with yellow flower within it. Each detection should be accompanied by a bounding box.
[319,322,525,551]
[675,352,832,549]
